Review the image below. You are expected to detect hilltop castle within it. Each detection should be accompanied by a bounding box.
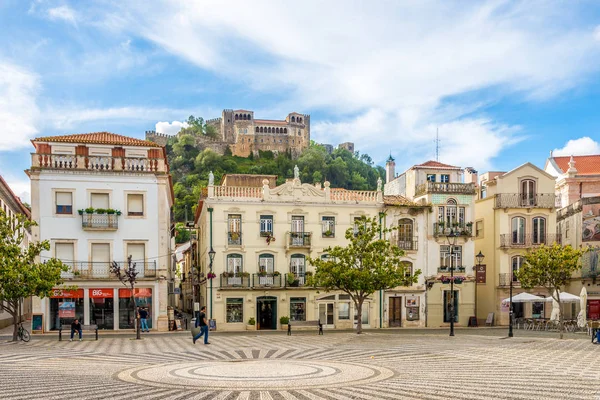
[146,109,310,158]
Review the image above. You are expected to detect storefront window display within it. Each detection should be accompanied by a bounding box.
[50,289,84,330]
[338,302,350,320]
[290,297,306,321]
[89,288,114,330]
[118,288,152,329]
[226,298,243,323]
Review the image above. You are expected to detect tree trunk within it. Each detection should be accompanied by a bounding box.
[556,288,564,340]
[11,310,18,342]
[355,298,364,334]
[131,291,141,340]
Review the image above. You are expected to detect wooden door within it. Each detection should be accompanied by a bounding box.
[389,297,402,327]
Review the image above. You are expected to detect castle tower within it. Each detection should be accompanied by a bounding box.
[385,154,396,183]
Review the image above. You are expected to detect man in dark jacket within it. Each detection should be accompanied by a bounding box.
[193,306,210,345]
[70,319,82,342]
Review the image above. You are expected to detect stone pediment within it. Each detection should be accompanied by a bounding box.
[268,179,326,202]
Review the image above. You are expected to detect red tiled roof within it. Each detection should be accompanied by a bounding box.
[552,155,600,176]
[414,160,460,169]
[383,195,417,206]
[33,132,161,147]
[253,119,288,125]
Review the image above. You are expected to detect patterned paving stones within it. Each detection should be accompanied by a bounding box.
[0,332,599,399]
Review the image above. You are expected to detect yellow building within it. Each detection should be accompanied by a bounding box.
[475,163,559,325]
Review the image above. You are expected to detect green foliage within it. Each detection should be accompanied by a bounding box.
[308,216,419,333]
[280,316,290,325]
[175,223,192,244]
[167,131,385,222]
[516,243,585,339]
[0,210,68,341]
[248,317,256,325]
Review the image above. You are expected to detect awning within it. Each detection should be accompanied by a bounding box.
[544,292,580,303]
[502,292,544,304]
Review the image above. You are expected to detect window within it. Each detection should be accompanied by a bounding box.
[290,254,305,277]
[322,216,335,237]
[440,245,462,269]
[226,298,243,323]
[565,220,570,239]
[475,221,483,238]
[397,219,414,250]
[532,217,546,244]
[511,217,526,244]
[55,192,73,215]
[354,303,369,325]
[228,214,242,245]
[127,243,145,264]
[290,298,306,321]
[55,243,74,269]
[227,254,243,275]
[401,261,413,286]
[480,184,487,199]
[353,216,364,237]
[127,194,144,216]
[260,215,273,236]
[512,256,523,282]
[440,174,450,183]
[520,179,536,206]
[258,254,274,274]
[91,193,109,209]
[338,302,350,320]
[427,174,436,182]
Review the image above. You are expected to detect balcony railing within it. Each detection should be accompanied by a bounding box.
[32,154,167,173]
[252,273,283,287]
[499,233,562,248]
[494,193,557,209]
[81,213,119,230]
[415,182,476,196]
[284,273,307,287]
[437,266,466,274]
[220,273,250,288]
[287,232,312,248]
[228,232,242,246]
[581,248,600,279]
[499,273,521,287]
[433,223,473,237]
[397,237,418,251]
[61,261,156,279]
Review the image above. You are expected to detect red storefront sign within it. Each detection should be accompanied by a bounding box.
[90,288,114,299]
[119,288,152,298]
[51,289,84,298]
[588,299,600,320]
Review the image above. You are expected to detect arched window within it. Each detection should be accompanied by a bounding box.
[511,217,526,245]
[291,116,296,122]
[520,179,536,206]
[532,217,546,244]
[512,256,523,282]
[299,117,302,123]
[400,260,413,283]
[259,127,264,133]
[267,127,272,133]
[276,128,280,134]
[258,254,274,274]
[284,128,287,133]
[226,254,243,275]
[398,218,414,250]
[290,254,306,279]
[255,127,259,132]
[235,114,239,120]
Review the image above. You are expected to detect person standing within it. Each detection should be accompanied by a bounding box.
[70,318,83,342]
[139,307,149,332]
[193,306,210,345]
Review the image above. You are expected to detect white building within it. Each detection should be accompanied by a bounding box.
[0,175,32,329]
[28,132,174,332]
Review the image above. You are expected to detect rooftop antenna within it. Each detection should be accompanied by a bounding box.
[434,127,441,161]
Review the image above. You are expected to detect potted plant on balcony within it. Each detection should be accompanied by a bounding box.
[222,271,230,278]
[439,275,451,284]
[207,272,216,280]
[106,209,116,215]
[287,273,299,287]
[241,271,250,278]
[454,276,465,284]
[96,208,106,214]
[265,233,276,245]
[78,209,84,215]
[323,229,334,237]
[116,210,122,216]
[230,232,240,242]
[85,207,95,214]
[257,270,267,277]
[273,271,281,276]
[280,316,290,330]
[247,317,256,331]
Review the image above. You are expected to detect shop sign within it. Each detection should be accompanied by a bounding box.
[90,288,114,298]
[476,265,486,284]
[119,288,153,298]
[58,301,75,318]
[51,288,84,298]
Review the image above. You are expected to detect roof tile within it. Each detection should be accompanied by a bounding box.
[552,155,600,176]
[33,132,161,148]
[414,160,460,169]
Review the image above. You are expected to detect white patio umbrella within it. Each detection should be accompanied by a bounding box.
[502,292,544,305]
[578,287,588,328]
[544,292,580,303]
[550,297,560,321]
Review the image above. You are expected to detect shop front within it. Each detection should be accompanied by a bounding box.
[89,288,114,330]
[49,289,84,330]
[118,288,153,330]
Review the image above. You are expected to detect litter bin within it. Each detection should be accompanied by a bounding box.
[191,318,200,338]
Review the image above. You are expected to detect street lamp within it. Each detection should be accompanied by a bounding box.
[509,257,514,338]
[447,229,460,337]
[208,247,216,320]
[475,251,485,327]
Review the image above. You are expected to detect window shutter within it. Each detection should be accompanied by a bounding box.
[127,244,145,262]
[91,243,110,263]
[91,193,109,209]
[56,192,72,206]
[55,243,74,263]
[128,194,144,214]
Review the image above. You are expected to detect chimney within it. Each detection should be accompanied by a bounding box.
[385,154,396,183]
[464,167,478,184]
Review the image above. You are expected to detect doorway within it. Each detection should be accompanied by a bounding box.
[257,296,277,330]
[389,297,402,327]
[318,303,334,328]
[443,290,459,323]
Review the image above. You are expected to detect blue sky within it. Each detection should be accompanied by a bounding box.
[1,1,600,202]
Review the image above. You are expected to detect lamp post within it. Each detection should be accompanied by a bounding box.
[475,251,485,327]
[208,207,214,321]
[447,229,460,337]
[509,262,514,338]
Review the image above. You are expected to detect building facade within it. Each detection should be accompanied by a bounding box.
[475,163,559,325]
[28,132,174,332]
[0,175,32,329]
[385,160,477,328]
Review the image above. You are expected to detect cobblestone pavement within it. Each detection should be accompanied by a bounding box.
[1,332,599,400]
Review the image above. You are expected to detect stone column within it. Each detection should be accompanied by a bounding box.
[156,279,169,332]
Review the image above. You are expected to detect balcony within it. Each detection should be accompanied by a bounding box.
[287,232,312,249]
[499,273,521,287]
[499,233,562,248]
[81,213,119,230]
[437,266,466,274]
[284,273,308,287]
[252,273,283,288]
[61,261,157,279]
[31,154,167,173]
[415,182,476,196]
[228,232,242,246]
[494,193,557,209]
[397,237,418,251]
[433,223,473,238]
[220,273,250,288]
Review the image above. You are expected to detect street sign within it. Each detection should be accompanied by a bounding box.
[476,264,486,284]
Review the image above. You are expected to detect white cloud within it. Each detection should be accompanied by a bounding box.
[47,5,77,26]
[0,62,40,151]
[5,179,31,205]
[155,121,188,135]
[553,137,600,156]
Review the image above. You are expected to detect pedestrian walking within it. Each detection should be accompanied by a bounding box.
[70,318,83,342]
[193,306,210,345]
[139,307,149,332]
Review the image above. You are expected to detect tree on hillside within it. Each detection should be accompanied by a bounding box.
[0,210,68,341]
[516,243,585,339]
[180,115,220,140]
[308,216,419,334]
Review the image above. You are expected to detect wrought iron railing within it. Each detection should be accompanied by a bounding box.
[220,273,250,287]
[252,273,283,287]
[499,233,562,248]
[437,266,466,273]
[81,213,119,230]
[433,223,473,237]
[228,232,242,245]
[284,273,308,287]
[415,182,476,196]
[499,273,521,287]
[494,193,557,209]
[397,237,418,251]
[61,261,156,279]
[287,232,312,248]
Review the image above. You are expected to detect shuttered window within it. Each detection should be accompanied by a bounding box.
[91,243,110,263]
[56,192,73,214]
[127,194,144,216]
[55,243,74,267]
[91,193,109,209]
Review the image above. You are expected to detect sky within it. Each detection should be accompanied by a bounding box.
[1,0,600,203]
